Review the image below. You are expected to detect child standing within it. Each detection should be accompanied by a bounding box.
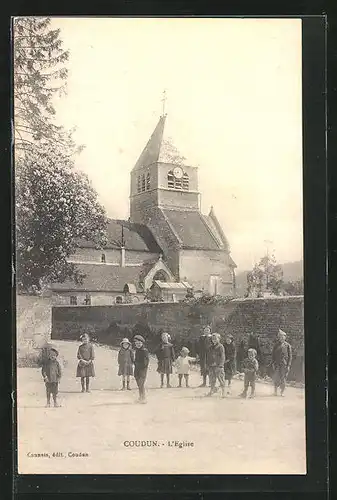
[133,335,149,404]
[156,332,175,388]
[118,338,134,390]
[76,333,95,393]
[224,334,236,395]
[240,348,259,398]
[175,347,196,387]
[41,347,62,407]
[206,333,226,398]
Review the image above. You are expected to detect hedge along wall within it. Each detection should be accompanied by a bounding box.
[52,296,304,382]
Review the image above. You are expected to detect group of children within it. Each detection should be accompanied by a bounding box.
[40,329,268,407]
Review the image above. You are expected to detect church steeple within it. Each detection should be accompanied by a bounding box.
[130,109,200,223]
[132,114,167,172]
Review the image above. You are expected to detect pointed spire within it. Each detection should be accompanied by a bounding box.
[132,114,167,171]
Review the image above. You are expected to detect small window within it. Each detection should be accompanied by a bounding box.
[141,174,146,192]
[70,295,77,305]
[146,172,150,191]
[84,294,91,305]
[101,253,106,263]
[167,171,175,188]
[182,173,189,190]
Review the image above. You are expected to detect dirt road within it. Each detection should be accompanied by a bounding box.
[17,340,306,474]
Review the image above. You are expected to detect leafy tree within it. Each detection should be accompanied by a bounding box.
[16,139,108,294]
[13,17,79,154]
[246,254,284,297]
[283,279,304,296]
[14,17,108,293]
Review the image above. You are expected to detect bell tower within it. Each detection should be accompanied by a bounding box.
[130,112,200,224]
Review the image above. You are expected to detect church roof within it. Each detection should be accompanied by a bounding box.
[50,263,145,293]
[161,209,221,250]
[132,114,187,171]
[77,219,162,253]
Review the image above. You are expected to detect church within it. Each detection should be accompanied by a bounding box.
[51,112,237,305]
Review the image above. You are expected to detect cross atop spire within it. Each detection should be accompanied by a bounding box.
[161,89,167,117]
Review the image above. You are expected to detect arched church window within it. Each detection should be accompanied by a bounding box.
[101,253,106,263]
[146,172,150,191]
[137,175,141,193]
[141,174,146,192]
[182,172,189,190]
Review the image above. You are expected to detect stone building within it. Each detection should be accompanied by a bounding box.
[51,112,236,305]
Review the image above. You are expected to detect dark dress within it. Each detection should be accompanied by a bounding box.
[224,341,236,380]
[118,347,135,376]
[76,342,95,378]
[198,335,211,376]
[156,342,175,374]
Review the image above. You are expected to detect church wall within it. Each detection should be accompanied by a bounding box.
[69,247,158,266]
[69,248,120,264]
[158,189,199,210]
[179,249,234,294]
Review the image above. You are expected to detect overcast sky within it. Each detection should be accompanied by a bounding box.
[50,17,303,272]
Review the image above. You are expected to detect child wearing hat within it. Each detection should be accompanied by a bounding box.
[76,333,95,393]
[175,347,196,387]
[118,338,135,390]
[41,347,62,407]
[133,335,149,403]
[240,348,259,398]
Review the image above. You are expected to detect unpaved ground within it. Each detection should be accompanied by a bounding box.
[17,340,306,475]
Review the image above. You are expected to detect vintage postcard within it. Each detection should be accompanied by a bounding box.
[14,17,305,475]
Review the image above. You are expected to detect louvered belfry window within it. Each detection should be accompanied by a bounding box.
[167,170,189,190]
[141,174,146,192]
[137,175,141,193]
[146,172,150,190]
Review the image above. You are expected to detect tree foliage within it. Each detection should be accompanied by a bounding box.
[16,143,108,293]
[13,17,80,154]
[283,279,304,296]
[246,254,284,297]
[14,18,108,293]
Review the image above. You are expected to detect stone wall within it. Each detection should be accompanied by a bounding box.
[52,296,304,381]
[17,294,52,346]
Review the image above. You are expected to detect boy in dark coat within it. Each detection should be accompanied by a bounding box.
[76,333,95,393]
[240,348,259,398]
[42,347,62,407]
[206,333,226,398]
[133,335,149,403]
[271,329,292,396]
